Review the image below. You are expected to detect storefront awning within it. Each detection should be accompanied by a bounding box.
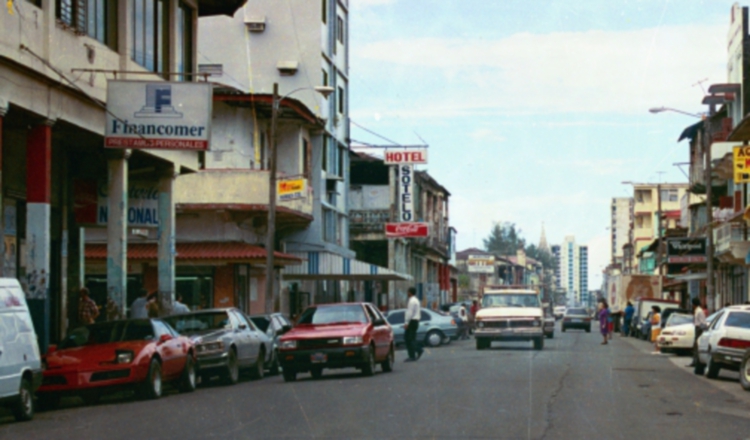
[283,251,412,281]
[668,272,707,281]
[85,242,301,266]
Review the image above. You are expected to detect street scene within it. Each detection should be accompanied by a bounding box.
[4,0,750,439]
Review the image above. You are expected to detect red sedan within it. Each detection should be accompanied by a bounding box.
[37,319,196,408]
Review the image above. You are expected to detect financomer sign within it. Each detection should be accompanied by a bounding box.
[106,81,212,150]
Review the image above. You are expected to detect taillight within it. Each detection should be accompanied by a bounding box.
[718,338,750,349]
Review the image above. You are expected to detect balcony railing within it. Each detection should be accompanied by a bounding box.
[714,222,748,255]
[350,209,391,231]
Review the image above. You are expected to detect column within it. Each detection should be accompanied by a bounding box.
[107,151,129,319]
[0,99,6,278]
[26,120,54,352]
[157,167,176,316]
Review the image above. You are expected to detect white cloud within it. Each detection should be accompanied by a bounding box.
[469,128,506,143]
[354,23,726,117]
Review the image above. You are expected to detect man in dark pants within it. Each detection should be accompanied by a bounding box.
[689,297,707,368]
[404,287,424,362]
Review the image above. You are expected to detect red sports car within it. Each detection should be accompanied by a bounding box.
[37,318,196,408]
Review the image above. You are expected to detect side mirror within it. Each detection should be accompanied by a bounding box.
[47,344,57,355]
[158,334,172,344]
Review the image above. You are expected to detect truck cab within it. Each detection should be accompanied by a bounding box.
[474,288,545,350]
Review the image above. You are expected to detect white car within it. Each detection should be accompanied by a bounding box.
[696,306,750,379]
[657,313,695,355]
[553,306,566,320]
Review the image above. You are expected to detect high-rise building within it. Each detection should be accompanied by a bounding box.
[557,236,589,305]
[611,197,633,265]
[551,245,561,289]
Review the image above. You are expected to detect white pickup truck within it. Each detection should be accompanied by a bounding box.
[474,288,545,350]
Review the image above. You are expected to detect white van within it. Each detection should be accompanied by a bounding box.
[0,278,42,421]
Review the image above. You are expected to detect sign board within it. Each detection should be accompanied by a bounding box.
[467,254,495,273]
[105,81,212,150]
[74,179,160,228]
[734,145,750,183]
[278,178,306,201]
[384,149,428,165]
[385,222,429,238]
[666,238,707,264]
[398,165,414,221]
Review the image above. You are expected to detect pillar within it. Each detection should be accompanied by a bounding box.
[106,151,129,319]
[157,167,176,316]
[26,120,54,352]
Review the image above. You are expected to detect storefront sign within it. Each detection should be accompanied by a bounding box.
[467,255,495,273]
[278,178,306,201]
[385,222,429,238]
[399,165,414,221]
[105,81,212,150]
[74,179,160,228]
[734,145,750,183]
[666,238,707,264]
[384,148,428,165]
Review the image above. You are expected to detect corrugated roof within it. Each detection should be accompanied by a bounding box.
[85,242,301,264]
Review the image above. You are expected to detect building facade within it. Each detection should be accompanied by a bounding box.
[556,236,589,305]
[611,197,633,265]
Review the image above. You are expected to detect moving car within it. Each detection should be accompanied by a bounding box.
[657,313,695,355]
[277,303,394,382]
[474,288,545,350]
[165,308,270,385]
[0,279,42,422]
[386,308,458,347]
[553,306,566,320]
[695,306,750,378]
[38,319,196,408]
[561,308,591,332]
[248,312,294,375]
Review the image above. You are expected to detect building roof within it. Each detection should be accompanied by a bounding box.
[456,247,492,260]
[85,242,301,265]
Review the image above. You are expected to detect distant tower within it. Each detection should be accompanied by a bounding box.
[539,222,550,253]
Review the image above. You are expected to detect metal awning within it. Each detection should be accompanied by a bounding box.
[728,114,750,142]
[678,120,704,142]
[284,251,413,281]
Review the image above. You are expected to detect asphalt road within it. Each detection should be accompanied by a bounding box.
[4,323,750,439]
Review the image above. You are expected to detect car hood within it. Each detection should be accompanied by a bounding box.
[46,341,149,369]
[185,329,228,344]
[282,323,367,340]
[476,308,543,319]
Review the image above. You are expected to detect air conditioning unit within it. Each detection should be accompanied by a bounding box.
[277,61,299,76]
[244,16,266,32]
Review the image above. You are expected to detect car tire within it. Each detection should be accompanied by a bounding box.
[425,330,443,348]
[283,369,297,382]
[361,346,376,377]
[585,327,591,333]
[548,332,554,339]
[268,351,280,376]
[12,378,34,422]
[310,367,323,379]
[561,326,566,332]
[249,349,265,381]
[36,393,60,412]
[382,345,394,373]
[223,348,240,385]
[739,351,750,391]
[706,353,721,379]
[179,355,197,393]
[476,338,489,350]
[533,337,544,350]
[139,358,163,400]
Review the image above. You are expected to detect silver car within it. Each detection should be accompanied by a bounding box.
[386,309,458,347]
[165,308,273,385]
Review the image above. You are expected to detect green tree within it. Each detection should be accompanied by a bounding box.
[483,222,526,256]
[525,244,555,270]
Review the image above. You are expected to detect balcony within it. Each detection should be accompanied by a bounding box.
[350,209,391,233]
[714,222,750,264]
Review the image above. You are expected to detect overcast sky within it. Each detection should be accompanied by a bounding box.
[348,0,734,289]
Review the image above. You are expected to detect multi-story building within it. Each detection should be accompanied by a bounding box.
[551,244,561,289]
[557,236,589,305]
[611,197,633,265]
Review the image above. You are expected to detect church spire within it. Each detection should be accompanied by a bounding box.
[539,222,549,252]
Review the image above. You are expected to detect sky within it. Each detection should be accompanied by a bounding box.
[348,0,737,290]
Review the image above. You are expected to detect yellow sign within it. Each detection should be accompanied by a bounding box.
[278,179,306,201]
[734,146,750,183]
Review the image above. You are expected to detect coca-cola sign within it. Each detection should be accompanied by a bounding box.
[385,222,429,238]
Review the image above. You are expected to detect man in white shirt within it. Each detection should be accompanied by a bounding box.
[129,289,149,319]
[172,295,191,315]
[688,297,707,367]
[404,287,424,362]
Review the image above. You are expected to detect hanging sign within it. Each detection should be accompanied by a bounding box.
[399,165,414,221]
[734,145,750,183]
[385,222,429,238]
[384,148,428,165]
[74,179,160,228]
[278,178,306,201]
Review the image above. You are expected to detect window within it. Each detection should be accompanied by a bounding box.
[176,2,194,77]
[321,0,327,23]
[322,137,328,172]
[132,0,169,74]
[724,312,750,329]
[387,311,405,325]
[303,139,310,177]
[57,0,117,49]
[420,311,432,321]
[337,15,344,44]
[338,86,344,114]
[323,208,337,243]
[660,189,679,202]
[322,69,329,87]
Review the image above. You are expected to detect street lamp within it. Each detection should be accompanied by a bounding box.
[265,83,335,314]
[649,107,703,118]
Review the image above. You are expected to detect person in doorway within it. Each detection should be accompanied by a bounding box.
[130,289,149,319]
[172,295,190,315]
[78,288,99,325]
[688,297,707,368]
[650,306,662,354]
[622,301,634,337]
[597,300,609,345]
[404,287,424,362]
[146,292,161,318]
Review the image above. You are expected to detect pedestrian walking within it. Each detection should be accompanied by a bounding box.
[607,305,614,340]
[457,304,470,339]
[172,295,190,315]
[596,300,609,345]
[130,289,149,319]
[650,305,661,354]
[78,287,99,325]
[688,297,707,368]
[622,301,634,337]
[404,287,424,362]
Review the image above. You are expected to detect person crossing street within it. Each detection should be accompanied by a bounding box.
[404,287,424,362]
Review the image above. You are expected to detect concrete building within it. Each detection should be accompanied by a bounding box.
[611,197,633,265]
[557,236,589,305]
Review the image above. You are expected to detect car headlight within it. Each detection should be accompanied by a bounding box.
[197,341,224,353]
[343,336,363,345]
[115,350,134,364]
[531,319,541,327]
[279,340,297,350]
[477,321,485,328]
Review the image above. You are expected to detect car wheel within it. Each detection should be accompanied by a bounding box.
[283,369,297,382]
[381,345,395,373]
[740,351,750,391]
[36,393,60,412]
[561,326,566,332]
[223,349,240,385]
[425,330,443,348]
[548,332,554,339]
[249,349,265,380]
[361,346,376,377]
[706,353,721,379]
[12,378,34,422]
[476,338,489,350]
[140,358,163,400]
[310,367,323,379]
[585,327,591,333]
[268,351,280,376]
[533,337,544,350]
[179,355,197,393]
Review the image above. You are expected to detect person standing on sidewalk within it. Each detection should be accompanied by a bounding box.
[404,287,424,362]
[622,301,634,337]
[597,300,610,345]
[689,297,707,368]
[78,288,99,325]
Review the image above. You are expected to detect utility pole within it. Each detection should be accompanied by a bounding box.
[265,83,279,314]
[704,125,715,312]
[656,182,663,296]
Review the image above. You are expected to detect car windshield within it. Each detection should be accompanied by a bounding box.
[297,305,368,325]
[566,308,587,316]
[482,294,540,308]
[164,312,231,334]
[249,316,270,332]
[59,320,155,349]
[724,312,750,329]
[665,314,693,327]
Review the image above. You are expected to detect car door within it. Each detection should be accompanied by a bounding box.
[386,311,406,344]
[235,311,262,363]
[365,304,388,358]
[419,311,432,340]
[227,311,252,366]
[698,312,724,363]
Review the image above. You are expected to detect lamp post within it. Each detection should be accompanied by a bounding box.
[265,83,334,314]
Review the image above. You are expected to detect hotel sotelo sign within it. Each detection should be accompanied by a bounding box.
[105,81,212,150]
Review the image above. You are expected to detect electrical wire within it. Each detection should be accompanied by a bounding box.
[350,120,403,146]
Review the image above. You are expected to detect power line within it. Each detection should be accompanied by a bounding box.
[351,120,417,147]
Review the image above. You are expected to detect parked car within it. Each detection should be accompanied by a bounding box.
[543,310,555,338]
[657,313,696,355]
[248,312,293,375]
[660,308,692,329]
[278,303,394,382]
[630,298,679,338]
[553,306,566,320]
[386,308,458,347]
[695,306,750,378]
[561,308,591,332]
[37,318,196,408]
[0,279,42,422]
[164,308,270,385]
